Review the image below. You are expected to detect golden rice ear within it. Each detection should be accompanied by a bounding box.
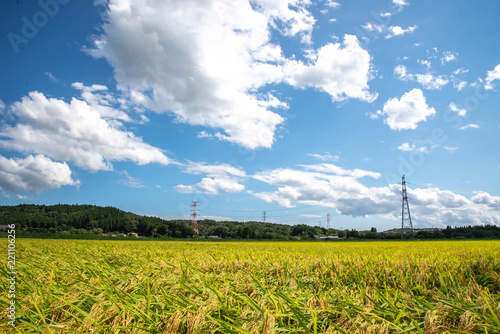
[12,239,499,333]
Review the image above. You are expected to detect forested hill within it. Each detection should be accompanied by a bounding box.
[0,204,193,237]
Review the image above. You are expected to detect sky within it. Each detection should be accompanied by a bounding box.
[0,0,499,231]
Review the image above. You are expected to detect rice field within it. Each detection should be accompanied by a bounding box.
[1,239,500,333]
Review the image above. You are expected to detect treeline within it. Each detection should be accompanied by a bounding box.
[0,204,193,238]
[415,225,500,240]
[1,205,499,240]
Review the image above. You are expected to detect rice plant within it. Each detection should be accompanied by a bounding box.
[1,240,499,333]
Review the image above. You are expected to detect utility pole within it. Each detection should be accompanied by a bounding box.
[191,201,199,237]
[401,175,414,240]
[326,213,331,230]
[262,211,267,223]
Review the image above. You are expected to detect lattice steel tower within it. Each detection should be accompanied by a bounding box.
[191,201,199,237]
[401,175,414,240]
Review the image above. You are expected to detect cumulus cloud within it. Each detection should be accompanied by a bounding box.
[385,25,417,38]
[0,91,169,171]
[485,64,500,90]
[408,187,499,226]
[441,51,458,64]
[285,35,378,102]
[0,155,79,194]
[251,165,394,216]
[377,89,436,130]
[394,65,449,90]
[71,82,148,123]
[175,161,246,194]
[471,191,500,210]
[449,102,467,117]
[250,163,500,226]
[89,0,376,149]
[393,0,409,7]
[88,0,302,149]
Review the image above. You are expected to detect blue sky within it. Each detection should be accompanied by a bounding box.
[1,0,499,231]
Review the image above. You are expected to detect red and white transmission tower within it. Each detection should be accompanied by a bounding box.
[191,201,199,237]
[326,213,331,230]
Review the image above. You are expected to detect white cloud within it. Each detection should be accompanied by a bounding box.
[394,65,449,90]
[0,155,79,194]
[298,163,381,179]
[449,102,467,117]
[393,0,408,7]
[451,68,468,91]
[385,25,417,38]
[88,0,310,150]
[378,89,436,130]
[325,0,340,8]
[453,80,468,91]
[397,142,428,153]
[285,34,378,102]
[471,191,500,210]
[252,167,400,216]
[459,124,480,130]
[362,23,417,39]
[307,152,339,162]
[441,51,458,64]
[443,146,459,153]
[407,187,499,226]
[119,170,145,189]
[0,91,169,171]
[485,64,500,90]
[418,59,431,69]
[0,100,5,112]
[71,82,136,122]
[362,23,385,33]
[179,161,247,178]
[89,0,377,150]
[250,164,500,226]
[174,184,197,194]
[45,72,58,82]
[175,161,246,194]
